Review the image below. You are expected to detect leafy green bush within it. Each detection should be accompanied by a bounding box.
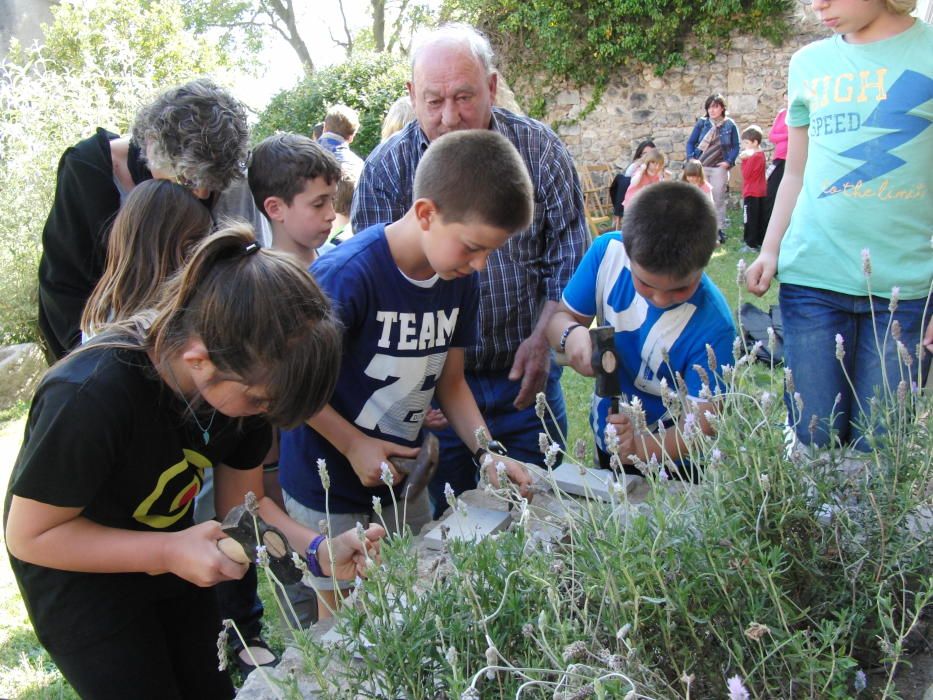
[254,52,409,158]
[0,0,231,345]
[443,0,793,119]
[253,265,930,699]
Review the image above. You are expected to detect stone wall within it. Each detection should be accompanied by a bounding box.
[508,8,828,184]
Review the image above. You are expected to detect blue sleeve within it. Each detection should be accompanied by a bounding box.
[561,234,610,317]
[682,284,738,397]
[686,119,704,159]
[450,276,479,348]
[311,255,363,331]
[723,121,740,166]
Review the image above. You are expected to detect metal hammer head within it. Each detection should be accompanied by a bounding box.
[219,504,303,584]
[390,432,440,500]
[589,326,621,399]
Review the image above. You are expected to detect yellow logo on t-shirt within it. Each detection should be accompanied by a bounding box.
[132,449,212,528]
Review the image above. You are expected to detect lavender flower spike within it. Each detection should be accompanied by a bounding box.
[727,674,750,700]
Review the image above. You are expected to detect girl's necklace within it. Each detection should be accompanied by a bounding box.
[165,362,217,445]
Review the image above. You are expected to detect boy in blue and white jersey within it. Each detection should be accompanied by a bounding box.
[279,130,534,619]
[548,181,736,475]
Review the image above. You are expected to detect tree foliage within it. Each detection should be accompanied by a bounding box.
[254,51,409,158]
[180,0,313,75]
[0,0,232,344]
[443,0,793,116]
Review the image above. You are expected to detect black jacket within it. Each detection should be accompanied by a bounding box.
[37,129,150,360]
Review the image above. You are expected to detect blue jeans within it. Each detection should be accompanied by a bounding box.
[428,361,567,519]
[780,283,931,449]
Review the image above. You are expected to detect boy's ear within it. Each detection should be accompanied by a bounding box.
[413,198,438,231]
[263,196,287,223]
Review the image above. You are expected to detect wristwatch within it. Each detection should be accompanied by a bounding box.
[473,439,508,468]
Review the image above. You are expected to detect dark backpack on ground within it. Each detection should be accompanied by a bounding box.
[739,302,784,365]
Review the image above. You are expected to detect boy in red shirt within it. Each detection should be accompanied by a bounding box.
[738,125,767,251]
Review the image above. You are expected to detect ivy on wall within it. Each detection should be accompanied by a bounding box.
[444,0,793,119]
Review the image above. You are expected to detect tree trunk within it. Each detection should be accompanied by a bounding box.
[371,0,385,52]
[268,0,314,74]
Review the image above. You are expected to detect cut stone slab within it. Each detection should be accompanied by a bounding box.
[422,504,512,549]
[238,646,324,699]
[548,462,634,501]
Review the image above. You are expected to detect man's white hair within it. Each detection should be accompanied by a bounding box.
[410,23,497,77]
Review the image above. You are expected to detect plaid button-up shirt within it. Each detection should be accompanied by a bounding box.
[351,108,590,372]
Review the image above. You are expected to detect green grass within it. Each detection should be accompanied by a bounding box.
[0,417,79,700]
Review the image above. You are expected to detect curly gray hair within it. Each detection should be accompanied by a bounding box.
[131,79,249,193]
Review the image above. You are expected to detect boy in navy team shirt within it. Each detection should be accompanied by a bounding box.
[279,130,534,619]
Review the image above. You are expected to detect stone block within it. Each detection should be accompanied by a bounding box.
[237,647,324,699]
[422,504,512,549]
[730,94,758,115]
[548,462,634,501]
[727,70,746,94]
[556,90,580,106]
[631,109,653,124]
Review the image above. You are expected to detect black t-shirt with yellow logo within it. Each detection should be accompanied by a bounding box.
[4,345,271,654]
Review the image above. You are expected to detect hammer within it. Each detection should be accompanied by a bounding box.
[389,432,440,499]
[590,326,622,414]
[216,504,304,584]
[556,325,622,413]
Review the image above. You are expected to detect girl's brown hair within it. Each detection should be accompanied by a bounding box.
[81,180,212,337]
[682,159,707,184]
[643,149,666,167]
[146,223,341,428]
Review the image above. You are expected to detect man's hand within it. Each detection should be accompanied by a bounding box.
[484,454,533,500]
[745,250,777,297]
[345,437,418,488]
[509,331,551,410]
[320,524,385,580]
[423,408,449,431]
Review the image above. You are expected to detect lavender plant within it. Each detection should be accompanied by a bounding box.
[254,263,930,699]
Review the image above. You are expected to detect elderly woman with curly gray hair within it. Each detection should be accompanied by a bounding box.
[37,79,252,362]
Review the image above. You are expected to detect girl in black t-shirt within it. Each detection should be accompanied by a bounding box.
[5,225,384,700]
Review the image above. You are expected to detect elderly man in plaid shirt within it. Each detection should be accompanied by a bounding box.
[351,23,590,517]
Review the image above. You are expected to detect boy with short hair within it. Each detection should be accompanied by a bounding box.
[318,104,364,179]
[547,181,736,473]
[330,169,358,243]
[248,132,341,266]
[738,125,767,252]
[279,130,535,619]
